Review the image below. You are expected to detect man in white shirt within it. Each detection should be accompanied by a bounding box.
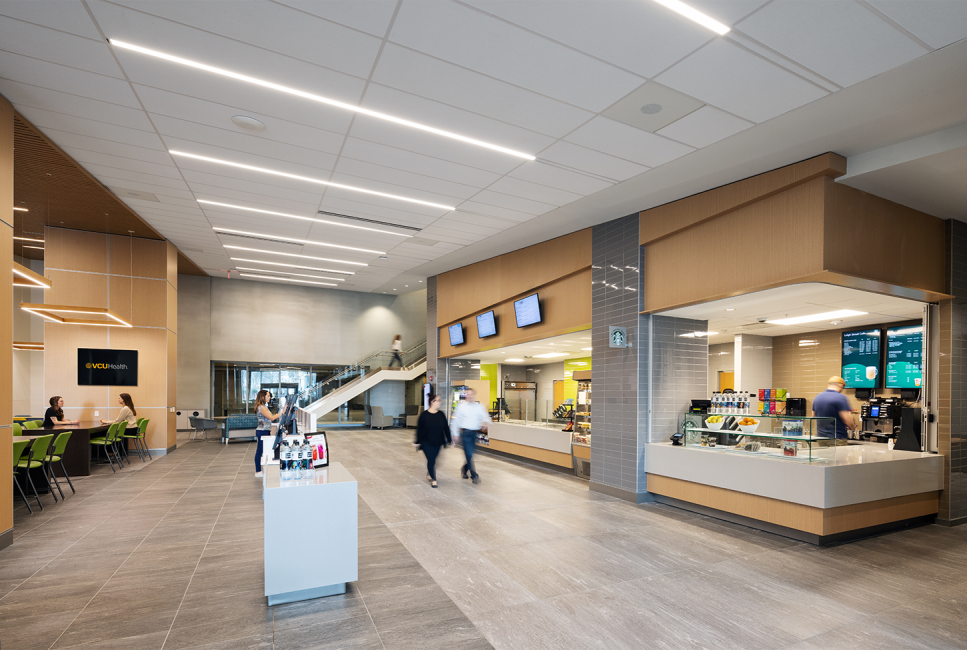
[452,388,489,483]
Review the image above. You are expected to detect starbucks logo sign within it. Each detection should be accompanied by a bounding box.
[609,326,629,348]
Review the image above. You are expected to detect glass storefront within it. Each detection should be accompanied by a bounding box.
[212,362,343,417]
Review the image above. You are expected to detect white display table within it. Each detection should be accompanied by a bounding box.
[263,462,358,605]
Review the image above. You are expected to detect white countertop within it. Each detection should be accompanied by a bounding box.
[265,461,355,490]
[488,421,573,454]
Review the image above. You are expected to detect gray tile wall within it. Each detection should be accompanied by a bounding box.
[941,219,967,521]
[646,316,709,443]
[426,275,438,387]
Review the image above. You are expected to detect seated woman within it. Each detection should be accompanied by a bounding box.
[100,393,138,429]
[43,396,80,427]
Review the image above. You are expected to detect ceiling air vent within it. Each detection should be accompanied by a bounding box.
[317,210,421,232]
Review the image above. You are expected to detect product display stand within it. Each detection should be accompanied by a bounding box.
[263,462,358,605]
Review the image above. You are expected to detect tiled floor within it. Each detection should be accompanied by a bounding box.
[2,429,966,649]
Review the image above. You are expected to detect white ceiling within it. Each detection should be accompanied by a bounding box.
[452,330,592,365]
[1,1,965,294]
[658,282,925,345]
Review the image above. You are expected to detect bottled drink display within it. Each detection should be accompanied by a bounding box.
[279,438,315,481]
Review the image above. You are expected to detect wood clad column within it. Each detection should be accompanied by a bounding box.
[0,94,14,547]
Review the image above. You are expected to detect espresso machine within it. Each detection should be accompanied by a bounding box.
[859,397,902,443]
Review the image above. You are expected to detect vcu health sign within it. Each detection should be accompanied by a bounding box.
[77,349,138,386]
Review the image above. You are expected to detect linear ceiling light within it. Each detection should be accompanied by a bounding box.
[197,200,413,237]
[238,273,336,287]
[13,207,27,212]
[23,246,44,251]
[170,151,456,210]
[13,262,51,289]
[14,236,44,243]
[13,341,44,351]
[230,258,353,275]
[534,352,568,358]
[678,331,718,338]
[650,0,730,34]
[234,266,345,282]
[108,40,535,161]
[505,358,524,362]
[21,303,132,327]
[213,227,384,254]
[223,245,366,266]
[766,310,867,326]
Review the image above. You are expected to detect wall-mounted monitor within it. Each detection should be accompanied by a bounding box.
[885,325,923,389]
[78,348,138,386]
[448,323,465,346]
[476,310,497,338]
[514,293,541,328]
[841,328,881,388]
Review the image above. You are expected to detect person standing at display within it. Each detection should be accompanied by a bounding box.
[414,393,451,488]
[452,388,488,483]
[100,393,138,428]
[389,334,403,368]
[813,376,855,439]
[43,396,80,427]
[254,389,281,478]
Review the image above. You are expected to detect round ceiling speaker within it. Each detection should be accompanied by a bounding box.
[231,115,266,132]
[640,103,663,115]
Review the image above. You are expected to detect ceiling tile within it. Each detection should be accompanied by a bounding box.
[0,16,122,78]
[867,0,967,49]
[0,1,102,40]
[274,0,398,37]
[64,150,181,179]
[508,161,613,195]
[457,201,538,223]
[316,195,437,229]
[322,179,455,217]
[537,141,648,182]
[54,133,172,165]
[82,164,193,191]
[2,81,154,131]
[564,116,695,168]
[333,157,482,201]
[655,39,829,123]
[656,106,754,148]
[388,0,644,112]
[686,0,771,27]
[184,174,325,208]
[485,176,585,206]
[469,190,555,216]
[340,137,501,188]
[737,0,928,88]
[19,107,161,149]
[0,52,141,108]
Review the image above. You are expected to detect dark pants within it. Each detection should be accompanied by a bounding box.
[255,430,270,472]
[389,352,402,367]
[461,429,479,478]
[423,444,441,480]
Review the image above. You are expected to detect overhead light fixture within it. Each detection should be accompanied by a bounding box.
[505,358,524,362]
[21,303,132,327]
[23,246,44,251]
[197,200,413,237]
[213,227,384,254]
[13,207,27,212]
[13,262,51,289]
[238,273,337,287]
[650,0,730,35]
[13,236,43,243]
[234,266,345,281]
[582,347,592,351]
[230,258,353,275]
[799,340,820,347]
[223,245,365,266]
[767,310,867,326]
[13,341,43,351]
[725,308,735,311]
[679,331,718,338]
[572,362,588,366]
[108,40,535,161]
[534,352,568,358]
[171,151,455,211]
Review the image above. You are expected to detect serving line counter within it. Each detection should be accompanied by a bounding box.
[645,442,943,544]
[482,420,575,469]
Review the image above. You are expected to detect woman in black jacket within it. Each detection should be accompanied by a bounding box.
[414,393,451,488]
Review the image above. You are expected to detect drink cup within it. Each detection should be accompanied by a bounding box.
[866,366,877,381]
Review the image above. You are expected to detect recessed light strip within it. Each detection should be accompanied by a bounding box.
[14,236,44,243]
[214,227,384,254]
[223,245,366,266]
[239,273,336,287]
[230,258,353,275]
[171,151,454,210]
[12,207,27,212]
[234,266,345,282]
[13,262,51,289]
[197,200,413,237]
[107,40,535,161]
[650,0,730,35]
[766,310,867,326]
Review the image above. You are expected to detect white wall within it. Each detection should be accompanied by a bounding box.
[368,380,405,419]
[708,342,734,393]
[735,334,773,410]
[13,258,45,416]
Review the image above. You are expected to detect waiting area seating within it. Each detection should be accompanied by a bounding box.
[403,405,423,427]
[221,413,260,443]
[369,406,395,430]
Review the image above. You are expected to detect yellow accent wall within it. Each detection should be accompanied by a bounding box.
[563,357,591,402]
[480,364,498,409]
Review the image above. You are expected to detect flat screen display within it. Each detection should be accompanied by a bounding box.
[448,323,465,346]
[476,310,497,338]
[842,328,881,388]
[514,293,541,328]
[78,348,138,386]
[886,325,923,389]
[870,406,880,417]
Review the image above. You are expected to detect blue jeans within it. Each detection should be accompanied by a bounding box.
[255,430,270,472]
[389,352,402,367]
[461,429,479,478]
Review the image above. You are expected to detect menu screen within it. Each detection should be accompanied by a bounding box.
[448,323,464,346]
[476,311,497,338]
[842,328,881,388]
[514,293,541,327]
[886,325,923,388]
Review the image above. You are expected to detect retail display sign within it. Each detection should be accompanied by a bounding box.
[841,328,881,388]
[308,432,329,468]
[609,326,629,348]
[885,325,923,389]
[476,310,497,338]
[77,348,138,386]
[448,323,465,345]
[514,293,541,327]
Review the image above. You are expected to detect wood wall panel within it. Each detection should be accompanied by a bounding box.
[640,153,847,245]
[439,268,591,358]
[167,410,177,449]
[108,276,166,327]
[487,438,573,467]
[107,235,166,279]
[437,229,591,325]
[167,281,177,334]
[823,491,938,535]
[166,241,178,289]
[108,327,167,407]
[45,269,109,309]
[167,330,177,409]
[823,179,946,295]
[45,229,108,274]
[0,94,12,534]
[44,323,109,407]
[642,179,827,313]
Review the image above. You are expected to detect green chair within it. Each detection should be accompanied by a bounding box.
[24,420,41,430]
[49,431,74,496]
[16,434,54,509]
[137,419,151,460]
[90,423,121,472]
[12,439,35,513]
[121,421,146,463]
[12,423,22,436]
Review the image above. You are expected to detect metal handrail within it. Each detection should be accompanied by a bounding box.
[297,340,426,405]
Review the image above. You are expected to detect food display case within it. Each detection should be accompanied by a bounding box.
[682,413,838,462]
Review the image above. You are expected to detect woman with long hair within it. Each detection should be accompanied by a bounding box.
[100,393,138,428]
[43,396,79,427]
[414,393,451,488]
[254,389,280,478]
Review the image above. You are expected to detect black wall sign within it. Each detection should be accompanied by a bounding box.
[78,348,138,386]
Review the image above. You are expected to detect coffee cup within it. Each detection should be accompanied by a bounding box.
[866,366,877,380]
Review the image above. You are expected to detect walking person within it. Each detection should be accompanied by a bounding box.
[254,390,280,478]
[452,388,488,484]
[389,334,403,368]
[414,393,451,488]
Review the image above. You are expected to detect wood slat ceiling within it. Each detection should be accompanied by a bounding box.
[11,112,207,276]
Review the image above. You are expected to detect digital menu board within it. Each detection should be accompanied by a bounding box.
[448,323,464,346]
[842,328,881,388]
[886,325,923,389]
[514,293,541,327]
[476,311,497,338]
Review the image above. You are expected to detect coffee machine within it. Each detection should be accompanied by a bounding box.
[860,397,902,443]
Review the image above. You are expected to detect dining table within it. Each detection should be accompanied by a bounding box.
[21,421,111,477]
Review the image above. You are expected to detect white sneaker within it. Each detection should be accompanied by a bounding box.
[255,472,263,478]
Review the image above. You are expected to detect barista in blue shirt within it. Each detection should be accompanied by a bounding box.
[812,376,855,439]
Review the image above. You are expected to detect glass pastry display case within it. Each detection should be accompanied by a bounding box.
[682,413,838,462]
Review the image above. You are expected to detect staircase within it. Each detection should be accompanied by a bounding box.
[296,341,426,431]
